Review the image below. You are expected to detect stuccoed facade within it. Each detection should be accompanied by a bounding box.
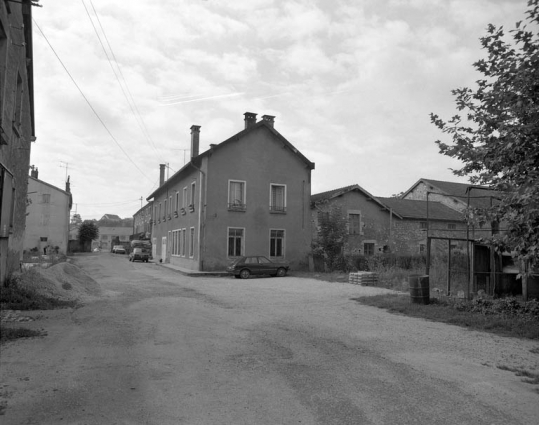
[147,112,315,271]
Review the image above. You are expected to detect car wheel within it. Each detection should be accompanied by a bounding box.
[234,275,241,279]
[276,267,287,277]
[239,269,250,279]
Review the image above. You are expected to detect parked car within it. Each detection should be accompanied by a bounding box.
[129,247,149,263]
[112,245,126,254]
[226,256,289,279]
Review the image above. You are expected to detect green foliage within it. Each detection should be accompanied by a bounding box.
[77,220,99,243]
[312,204,349,271]
[431,1,539,268]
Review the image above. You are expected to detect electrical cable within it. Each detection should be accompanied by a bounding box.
[33,18,152,182]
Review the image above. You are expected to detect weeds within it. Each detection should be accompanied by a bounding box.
[0,327,44,343]
[353,294,539,340]
[497,365,539,390]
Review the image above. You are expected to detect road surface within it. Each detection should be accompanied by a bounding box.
[1,253,538,424]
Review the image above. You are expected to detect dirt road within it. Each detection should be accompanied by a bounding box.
[1,253,538,424]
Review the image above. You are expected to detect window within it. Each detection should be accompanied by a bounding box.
[447,223,456,230]
[363,243,375,256]
[419,244,426,254]
[183,187,187,208]
[13,73,23,131]
[349,213,361,235]
[181,228,186,256]
[169,196,172,215]
[0,21,7,144]
[189,227,195,257]
[190,182,196,206]
[158,203,162,221]
[270,184,286,212]
[164,199,167,218]
[102,235,108,240]
[419,222,428,229]
[0,166,15,237]
[228,228,244,257]
[41,194,50,204]
[175,191,180,212]
[270,229,285,258]
[172,229,181,255]
[154,206,157,223]
[228,180,246,210]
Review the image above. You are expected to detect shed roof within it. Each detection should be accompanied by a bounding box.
[377,197,465,221]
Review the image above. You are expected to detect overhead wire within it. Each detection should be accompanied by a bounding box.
[33,19,152,182]
[85,0,165,162]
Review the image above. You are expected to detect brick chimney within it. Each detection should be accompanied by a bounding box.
[66,176,71,193]
[262,115,275,128]
[159,164,166,186]
[190,125,201,159]
[244,112,257,129]
[30,165,38,179]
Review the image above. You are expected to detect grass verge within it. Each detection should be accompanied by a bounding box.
[352,294,539,340]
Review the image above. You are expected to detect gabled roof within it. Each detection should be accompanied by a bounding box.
[311,184,397,216]
[147,119,314,200]
[377,197,465,221]
[403,178,499,209]
[101,214,121,221]
[28,176,72,210]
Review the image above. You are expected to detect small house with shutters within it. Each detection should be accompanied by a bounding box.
[146,112,315,271]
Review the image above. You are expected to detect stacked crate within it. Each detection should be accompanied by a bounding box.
[348,272,378,286]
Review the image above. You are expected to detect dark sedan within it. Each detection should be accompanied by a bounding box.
[226,256,289,279]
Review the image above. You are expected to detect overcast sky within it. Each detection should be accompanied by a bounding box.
[30,0,527,220]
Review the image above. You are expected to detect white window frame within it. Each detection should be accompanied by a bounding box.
[189,227,195,258]
[227,227,245,257]
[175,191,180,212]
[269,183,286,213]
[190,181,196,207]
[181,228,187,257]
[269,229,285,258]
[228,180,246,210]
[183,187,188,208]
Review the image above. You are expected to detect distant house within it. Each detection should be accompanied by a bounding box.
[133,202,153,240]
[147,112,315,271]
[92,226,132,252]
[100,214,122,222]
[24,169,72,255]
[311,184,465,256]
[0,1,36,284]
[401,178,499,238]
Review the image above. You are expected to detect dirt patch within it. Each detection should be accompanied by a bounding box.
[19,262,101,303]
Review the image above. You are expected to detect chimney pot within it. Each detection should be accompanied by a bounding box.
[159,164,166,186]
[190,125,201,158]
[262,115,275,128]
[244,112,257,129]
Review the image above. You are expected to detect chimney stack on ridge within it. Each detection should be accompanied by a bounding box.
[191,125,201,159]
[244,112,257,129]
[262,115,275,128]
[159,164,166,186]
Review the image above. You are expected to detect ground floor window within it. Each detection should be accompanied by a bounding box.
[189,227,195,257]
[172,229,181,255]
[228,228,244,257]
[363,242,375,256]
[181,228,186,257]
[270,229,285,258]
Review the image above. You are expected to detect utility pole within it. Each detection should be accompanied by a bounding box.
[140,196,143,210]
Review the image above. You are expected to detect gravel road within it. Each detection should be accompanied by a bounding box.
[1,253,538,424]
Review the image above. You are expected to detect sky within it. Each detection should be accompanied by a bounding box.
[29,0,528,220]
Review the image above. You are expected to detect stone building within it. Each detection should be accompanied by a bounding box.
[0,0,36,284]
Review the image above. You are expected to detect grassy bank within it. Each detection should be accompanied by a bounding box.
[353,293,539,340]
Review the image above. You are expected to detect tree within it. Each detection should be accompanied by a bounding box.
[312,204,349,271]
[70,213,82,226]
[430,0,539,270]
[78,220,99,245]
